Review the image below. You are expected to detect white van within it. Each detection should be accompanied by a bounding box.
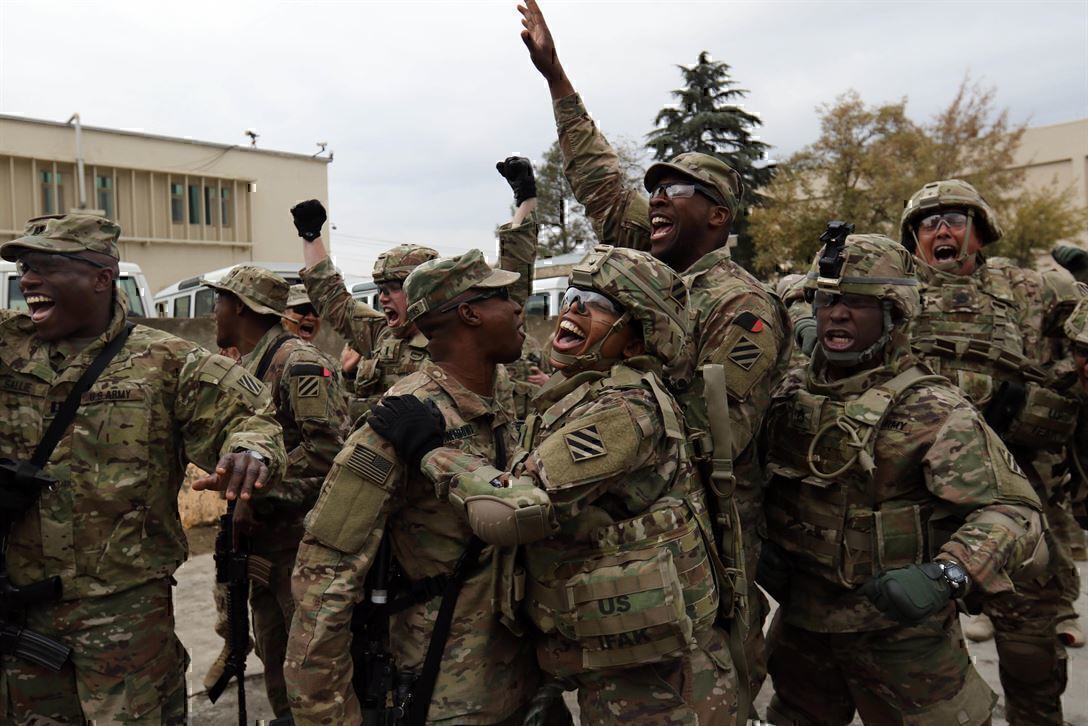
[350,279,382,311]
[154,262,367,318]
[527,275,569,318]
[153,262,305,318]
[1,260,154,318]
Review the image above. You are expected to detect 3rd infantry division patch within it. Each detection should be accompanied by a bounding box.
[296,376,321,398]
[565,424,607,462]
[728,335,763,371]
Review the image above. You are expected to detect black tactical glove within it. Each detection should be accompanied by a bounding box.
[1052,244,1088,280]
[755,541,792,604]
[369,395,446,466]
[290,199,327,241]
[794,316,818,357]
[861,562,952,624]
[496,156,537,206]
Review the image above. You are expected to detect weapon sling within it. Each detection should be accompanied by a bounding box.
[254,332,296,381]
[404,423,507,725]
[0,322,135,670]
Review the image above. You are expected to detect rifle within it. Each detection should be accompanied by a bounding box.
[0,464,71,672]
[207,499,263,726]
[352,534,402,725]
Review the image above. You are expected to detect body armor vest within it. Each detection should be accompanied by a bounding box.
[350,333,428,421]
[913,264,1078,447]
[519,365,719,672]
[765,366,955,589]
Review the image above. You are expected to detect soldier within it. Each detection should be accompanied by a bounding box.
[1053,244,1088,283]
[374,245,738,724]
[517,2,791,712]
[507,328,552,422]
[899,179,1082,722]
[0,214,285,723]
[290,158,539,424]
[1064,298,1088,530]
[285,249,542,724]
[202,265,349,718]
[282,283,323,343]
[758,232,1045,724]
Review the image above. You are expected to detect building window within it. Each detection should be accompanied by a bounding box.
[204,186,216,226]
[171,183,184,223]
[96,175,114,219]
[40,171,64,214]
[188,185,201,225]
[220,187,231,227]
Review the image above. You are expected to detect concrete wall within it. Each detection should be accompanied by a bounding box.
[1013,118,1088,247]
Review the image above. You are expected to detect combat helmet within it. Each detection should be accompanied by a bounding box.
[803,228,919,367]
[559,245,693,386]
[373,244,439,285]
[1064,297,1088,347]
[900,179,1003,269]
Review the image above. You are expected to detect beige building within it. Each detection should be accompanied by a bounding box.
[1013,118,1088,247]
[0,113,330,294]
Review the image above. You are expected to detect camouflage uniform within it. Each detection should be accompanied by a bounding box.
[505,331,552,423]
[302,246,437,424]
[761,234,1044,725]
[551,93,792,703]
[1063,298,1088,528]
[0,215,285,724]
[305,221,538,425]
[203,266,349,717]
[901,180,1082,723]
[416,247,737,724]
[285,250,539,725]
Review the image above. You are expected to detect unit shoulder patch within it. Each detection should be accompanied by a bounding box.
[727,334,763,371]
[564,424,607,462]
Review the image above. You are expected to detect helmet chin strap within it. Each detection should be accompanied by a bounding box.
[822,302,895,368]
[550,311,632,373]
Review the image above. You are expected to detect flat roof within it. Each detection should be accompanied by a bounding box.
[0,113,331,164]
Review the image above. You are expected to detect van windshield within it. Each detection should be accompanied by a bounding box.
[6,277,146,316]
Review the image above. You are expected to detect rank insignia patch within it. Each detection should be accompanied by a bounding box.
[727,335,763,371]
[346,445,394,484]
[565,425,607,462]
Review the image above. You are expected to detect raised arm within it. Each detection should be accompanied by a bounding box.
[291,199,387,355]
[519,0,651,250]
[496,156,539,306]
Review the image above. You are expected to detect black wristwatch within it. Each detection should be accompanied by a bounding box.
[936,559,970,598]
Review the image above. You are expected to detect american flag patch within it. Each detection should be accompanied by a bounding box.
[346,445,394,484]
[565,425,607,462]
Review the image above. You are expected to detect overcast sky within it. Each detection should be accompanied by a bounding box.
[2,0,1086,277]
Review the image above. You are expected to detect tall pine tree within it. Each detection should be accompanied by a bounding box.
[646,52,775,269]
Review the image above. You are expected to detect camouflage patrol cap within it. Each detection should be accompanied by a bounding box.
[803,234,920,321]
[202,265,288,316]
[900,179,1003,248]
[644,152,744,220]
[372,244,440,284]
[286,284,311,309]
[1065,297,1088,347]
[404,248,520,322]
[1,214,121,262]
[570,245,694,385]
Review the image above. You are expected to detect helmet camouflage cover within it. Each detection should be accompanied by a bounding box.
[568,245,694,385]
[1065,297,1088,347]
[803,233,920,322]
[372,244,440,284]
[900,178,1003,249]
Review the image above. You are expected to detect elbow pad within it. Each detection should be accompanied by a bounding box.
[449,467,556,546]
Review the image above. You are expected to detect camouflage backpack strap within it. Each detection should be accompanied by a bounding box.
[808,365,945,480]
